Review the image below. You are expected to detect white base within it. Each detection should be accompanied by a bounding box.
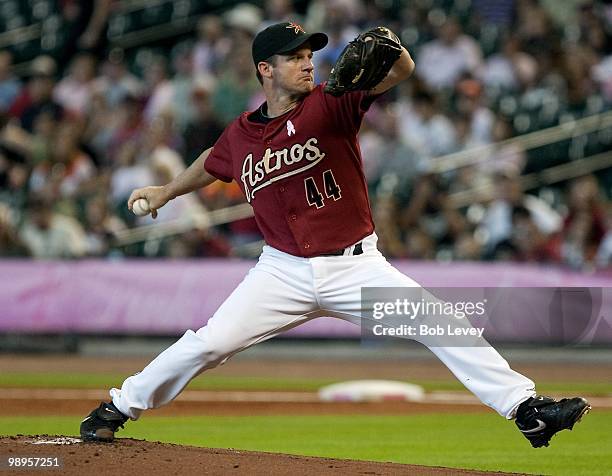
[318,380,425,402]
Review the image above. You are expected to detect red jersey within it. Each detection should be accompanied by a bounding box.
[205,85,376,257]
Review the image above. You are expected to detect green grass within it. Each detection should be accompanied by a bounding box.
[1,372,612,396]
[1,413,610,475]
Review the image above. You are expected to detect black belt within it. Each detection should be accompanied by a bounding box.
[320,242,363,257]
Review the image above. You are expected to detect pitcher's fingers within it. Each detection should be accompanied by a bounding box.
[127,191,143,209]
[151,209,158,219]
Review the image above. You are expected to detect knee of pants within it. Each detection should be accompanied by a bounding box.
[193,327,246,368]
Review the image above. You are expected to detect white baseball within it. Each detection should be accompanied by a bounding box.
[132,198,151,217]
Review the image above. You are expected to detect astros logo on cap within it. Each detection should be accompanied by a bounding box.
[286,22,305,34]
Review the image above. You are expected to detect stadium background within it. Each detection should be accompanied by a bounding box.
[1,0,612,474]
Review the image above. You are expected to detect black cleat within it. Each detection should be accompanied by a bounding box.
[80,402,129,442]
[515,395,591,448]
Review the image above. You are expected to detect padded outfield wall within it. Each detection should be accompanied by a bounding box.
[1,260,611,343]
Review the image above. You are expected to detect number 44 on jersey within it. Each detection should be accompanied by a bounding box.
[304,170,342,208]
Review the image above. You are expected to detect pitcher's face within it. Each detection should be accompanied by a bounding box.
[272,46,315,97]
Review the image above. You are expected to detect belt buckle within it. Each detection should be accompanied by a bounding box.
[321,241,363,257]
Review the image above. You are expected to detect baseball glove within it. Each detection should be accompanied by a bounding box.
[324,27,403,97]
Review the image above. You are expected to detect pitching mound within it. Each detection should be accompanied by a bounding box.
[0,436,515,475]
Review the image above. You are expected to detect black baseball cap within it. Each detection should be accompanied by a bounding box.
[252,21,328,65]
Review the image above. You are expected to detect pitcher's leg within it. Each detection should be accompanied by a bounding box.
[110,329,231,420]
[427,346,534,418]
[111,252,317,420]
[316,249,535,418]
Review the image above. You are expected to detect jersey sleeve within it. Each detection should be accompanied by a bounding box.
[204,126,234,183]
[320,85,382,135]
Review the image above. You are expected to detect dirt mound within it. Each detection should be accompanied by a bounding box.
[0,436,515,475]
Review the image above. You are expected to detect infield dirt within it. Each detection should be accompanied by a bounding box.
[0,436,521,475]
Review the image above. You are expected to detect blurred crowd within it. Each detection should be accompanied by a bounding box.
[1,0,611,270]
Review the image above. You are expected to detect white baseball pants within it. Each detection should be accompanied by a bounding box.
[110,233,535,420]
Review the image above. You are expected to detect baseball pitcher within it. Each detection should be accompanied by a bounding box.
[80,22,590,449]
